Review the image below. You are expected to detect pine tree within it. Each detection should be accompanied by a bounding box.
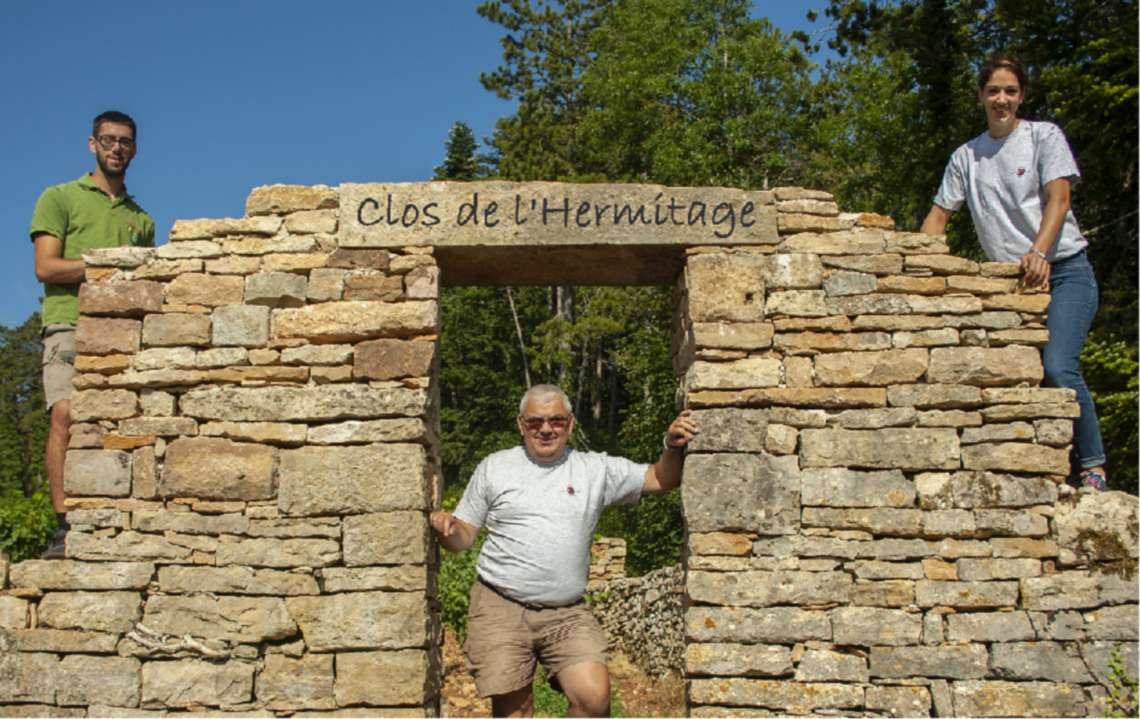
[433,121,485,181]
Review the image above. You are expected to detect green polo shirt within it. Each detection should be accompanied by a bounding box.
[30,174,155,327]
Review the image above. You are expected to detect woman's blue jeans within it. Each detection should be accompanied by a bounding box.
[1043,250,1106,472]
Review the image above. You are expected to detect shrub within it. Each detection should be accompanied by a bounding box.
[0,491,55,562]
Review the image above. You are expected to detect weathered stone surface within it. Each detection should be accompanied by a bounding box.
[142,594,297,643]
[893,328,960,349]
[685,643,793,677]
[0,596,28,628]
[285,592,429,652]
[823,271,878,297]
[773,316,852,333]
[690,532,754,556]
[795,649,868,682]
[945,611,1036,643]
[775,331,891,353]
[1034,418,1073,446]
[1082,605,1139,641]
[326,248,388,271]
[813,349,928,386]
[886,383,981,409]
[78,281,164,316]
[156,565,318,596]
[914,580,1018,609]
[827,294,912,316]
[180,384,428,422]
[198,421,308,445]
[1054,491,1139,565]
[951,681,1085,718]
[687,570,851,607]
[74,354,130,375]
[10,560,153,590]
[70,389,138,422]
[245,517,340,538]
[160,437,276,501]
[216,538,341,568]
[334,650,435,707]
[834,407,917,429]
[871,644,989,679]
[211,304,271,347]
[989,642,1093,683]
[63,449,131,496]
[1022,573,1139,611]
[279,344,353,365]
[307,267,346,302]
[885,232,949,255]
[66,530,192,563]
[688,359,782,391]
[306,418,429,445]
[686,409,769,453]
[691,322,774,350]
[915,471,1057,509]
[343,511,429,566]
[801,468,914,507]
[688,387,886,409]
[981,402,1081,422]
[106,368,207,389]
[319,565,428,593]
[278,444,426,516]
[765,424,798,455]
[685,606,831,644]
[920,508,976,538]
[247,184,338,215]
[282,209,337,235]
[957,558,1041,580]
[804,507,923,536]
[689,679,863,712]
[132,510,248,535]
[960,422,1035,443]
[56,655,140,707]
[779,228,884,254]
[800,428,959,471]
[760,253,823,289]
[865,686,932,719]
[75,318,142,355]
[926,346,1043,386]
[273,301,439,343]
[850,561,924,580]
[244,272,308,308]
[916,409,981,427]
[141,659,255,708]
[141,312,211,347]
[0,652,58,704]
[765,290,827,317]
[406,266,440,300]
[155,239,224,258]
[980,386,1075,404]
[961,442,1071,475]
[38,591,140,633]
[854,314,944,331]
[164,274,244,307]
[221,236,318,256]
[131,347,197,371]
[354,338,435,381]
[682,453,800,534]
[0,628,120,653]
[905,295,983,314]
[85,246,156,268]
[344,274,405,302]
[133,258,204,280]
[119,416,198,437]
[821,254,904,275]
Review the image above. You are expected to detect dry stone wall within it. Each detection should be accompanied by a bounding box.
[674,187,1139,718]
[587,564,685,677]
[1,184,442,717]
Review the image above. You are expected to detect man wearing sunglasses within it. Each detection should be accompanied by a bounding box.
[30,111,154,559]
[431,384,698,717]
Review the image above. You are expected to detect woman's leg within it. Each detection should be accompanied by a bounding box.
[1042,253,1106,481]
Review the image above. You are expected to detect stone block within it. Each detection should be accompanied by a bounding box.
[344,274,405,302]
[133,258,204,280]
[273,300,439,342]
[84,246,155,268]
[689,679,863,713]
[278,444,427,516]
[794,649,868,682]
[1084,641,1139,686]
[957,558,1041,580]
[1083,605,1139,640]
[305,418,428,445]
[682,409,769,454]
[761,253,824,289]
[246,517,341,538]
[142,594,297,643]
[63,449,131,497]
[1,628,120,653]
[319,565,428,593]
[245,272,308,307]
[682,453,800,534]
[906,295,983,314]
[822,254,904,275]
[327,248,390,271]
[70,389,138,422]
[887,383,981,408]
[917,409,981,427]
[691,322,774,350]
[981,402,1081,422]
[247,184,338,215]
[961,422,1035,444]
[284,592,429,652]
[155,238,224,258]
[803,507,922,536]
[256,654,336,711]
[687,387,886,409]
[132,347,197,371]
[354,338,435,381]
[73,354,130,375]
[77,281,164,316]
[832,606,922,648]
[180,384,427,422]
[198,421,308,445]
[211,304,271,347]
[140,659,255,708]
[685,643,793,677]
[307,267,346,302]
[800,428,959,471]
[851,579,915,606]
[280,343,353,365]
[877,275,947,295]
[38,591,141,632]
[826,294,912,316]
[1034,419,1074,446]
[779,228,884,254]
[765,289,827,317]
[783,355,813,387]
[1053,492,1139,565]
[866,686,932,718]
[56,655,140,707]
[834,407,917,429]
[0,652,58,704]
[989,642,1093,683]
[164,273,244,307]
[119,416,198,437]
[973,508,1049,538]
[160,437,275,501]
[945,611,1036,643]
[343,511,429,566]
[334,650,437,707]
[813,349,928,386]
[1021,573,1139,611]
[854,315,944,332]
[774,316,852,332]
[0,596,28,628]
[65,531,192,563]
[690,533,753,556]
[871,644,988,679]
[893,328,960,348]
[916,471,1058,509]
[75,318,141,355]
[9,560,153,590]
[131,446,158,499]
[951,681,1086,718]
[216,538,341,568]
[141,312,211,347]
[823,271,877,297]
[905,254,980,275]
[686,253,767,322]
[915,579,1018,609]
[685,606,831,644]
[284,209,337,234]
[770,407,827,428]
[221,236,318,256]
[688,359,781,391]
[687,570,851,607]
[774,331,891,352]
[157,565,318,596]
[926,346,1043,386]
[131,510,248,534]
[851,560,924,580]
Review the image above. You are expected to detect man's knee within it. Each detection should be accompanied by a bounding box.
[558,663,610,717]
[50,400,71,431]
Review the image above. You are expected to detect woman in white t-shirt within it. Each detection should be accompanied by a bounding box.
[920,53,1107,491]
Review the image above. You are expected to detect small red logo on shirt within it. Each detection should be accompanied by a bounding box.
[1017,168,1026,176]
[567,486,575,495]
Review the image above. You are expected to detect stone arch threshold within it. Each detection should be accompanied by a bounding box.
[1,181,1135,718]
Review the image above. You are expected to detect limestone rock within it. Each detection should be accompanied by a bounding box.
[689,679,863,713]
[686,250,766,322]
[682,453,800,534]
[70,389,139,422]
[765,424,798,454]
[143,594,297,643]
[774,331,891,352]
[272,301,439,343]
[865,686,932,719]
[216,538,341,568]
[951,681,1086,717]
[1,628,120,654]
[822,254,903,275]
[961,442,1070,475]
[37,591,141,633]
[319,565,428,593]
[915,579,1018,609]
[871,644,989,679]
[342,511,430,566]
[834,407,917,429]
[686,408,768,453]
[157,566,319,596]
[63,449,132,497]
[132,347,197,371]
[307,268,346,302]
[9,560,154,590]
[165,274,244,307]
[306,418,429,445]
[141,312,211,347]
[245,272,308,307]
[0,652,58,704]
[800,428,960,471]
[280,344,354,366]
[960,422,1035,443]
[813,349,929,387]
[804,507,922,536]
[957,558,1042,580]
[794,649,869,682]
[779,229,884,255]
[354,339,435,381]
[160,437,275,501]
[66,530,193,563]
[765,290,827,317]
[246,184,338,215]
[688,359,781,391]
[198,421,308,445]
[278,444,428,515]
[140,659,255,708]
[915,471,1057,509]
[689,532,753,556]
[1034,419,1074,446]
[56,655,140,707]
[887,383,981,408]
[800,468,914,507]
[945,611,1036,643]
[284,592,429,651]
[180,385,428,422]
[989,642,1093,683]
[691,322,774,350]
[926,346,1043,386]
[132,510,248,535]
[75,318,141,355]
[761,253,823,289]
[0,596,28,628]
[685,606,832,644]
[344,275,405,302]
[212,304,271,347]
[78,281,164,316]
[687,570,851,607]
[257,654,336,711]
[1053,491,1139,565]
[334,650,437,707]
[685,643,793,677]
[823,271,877,297]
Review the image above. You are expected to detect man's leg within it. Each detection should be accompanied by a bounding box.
[554,661,610,718]
[490,685,535,718]
[47,399,71,513]
[41,326,76,559]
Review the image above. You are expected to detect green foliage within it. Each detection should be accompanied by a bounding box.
[533,666,571,717]
[436,486,486,645]
[0,313,49,497]
[1081,340,1139,492]
[1104,641,1138,717]
[0,491,55,562]
[433,121,492,181]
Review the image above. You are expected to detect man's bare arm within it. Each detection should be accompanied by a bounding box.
[643,410,699,495]
[34,234,85,284]
[429,511,479,553]
[920,205,953,236]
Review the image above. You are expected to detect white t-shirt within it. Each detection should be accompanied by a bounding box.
[454,446,647,606]
[933,120,1088,263]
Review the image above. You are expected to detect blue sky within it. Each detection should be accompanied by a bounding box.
[2,1,829,329]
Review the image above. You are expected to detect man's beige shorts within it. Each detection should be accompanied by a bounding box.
[42,324,77,409]
[464,580,608,698]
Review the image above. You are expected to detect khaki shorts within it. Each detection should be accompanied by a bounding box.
[464,580,608,698]
[42,324,77,409]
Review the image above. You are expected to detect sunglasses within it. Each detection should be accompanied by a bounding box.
[521,415,570,431]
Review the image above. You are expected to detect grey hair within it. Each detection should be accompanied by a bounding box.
[518,384,573,415]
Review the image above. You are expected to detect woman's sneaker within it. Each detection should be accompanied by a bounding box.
[40,529,68,559]
[1079,469,1108,492]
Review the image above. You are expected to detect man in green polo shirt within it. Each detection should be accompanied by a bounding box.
[31,110,154,558]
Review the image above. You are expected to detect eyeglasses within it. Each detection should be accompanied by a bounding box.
[522,415,570,431]
[95,134,136,151]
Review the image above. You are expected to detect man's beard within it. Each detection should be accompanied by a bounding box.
[97,153,128,178]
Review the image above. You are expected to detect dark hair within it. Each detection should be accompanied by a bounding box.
[977,53,1028,94]
[92,111,137,140]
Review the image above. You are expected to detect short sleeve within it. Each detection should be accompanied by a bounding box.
[932,150,967,212]
[602,454,648,508]
[30,187,67,241]
[453,458,491,528]
[1035,123,1081,188]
